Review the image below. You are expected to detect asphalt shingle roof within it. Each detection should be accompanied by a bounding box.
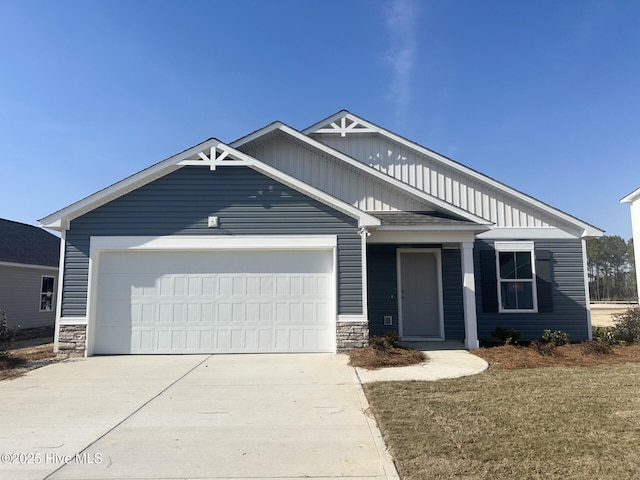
[0,219,60,267]
[374,211,479,227]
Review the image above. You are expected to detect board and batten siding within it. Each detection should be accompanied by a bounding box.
[238,133,432,212]
[61,166,362,318]
[313,133,569,229]
[366,244,464,339]
[474,239,589,340]
[0,265,57,329]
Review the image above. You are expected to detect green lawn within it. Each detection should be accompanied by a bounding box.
[365,364,640,479]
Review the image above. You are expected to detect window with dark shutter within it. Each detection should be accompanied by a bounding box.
[535,250,553,313]
[480,249,498,313]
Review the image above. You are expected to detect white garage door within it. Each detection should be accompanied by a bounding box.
[93,250,334,354]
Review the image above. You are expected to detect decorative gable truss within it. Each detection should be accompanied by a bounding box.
[313,116,377,137]
[178,143,251,170]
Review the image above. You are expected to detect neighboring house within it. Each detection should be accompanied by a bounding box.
[40,111,604,356]
[0,218,60,331]
[621,187,640,303]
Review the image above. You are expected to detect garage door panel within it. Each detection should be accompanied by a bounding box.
[93,250,335,354]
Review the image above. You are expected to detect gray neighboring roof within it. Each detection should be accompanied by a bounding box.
[373,211,479,227]
[0,219,60,267]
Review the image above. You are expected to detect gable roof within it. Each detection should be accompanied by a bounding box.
[304,110,604,238]
[231,122,492,226]
[0,218,60,267]
[39,138,380,231]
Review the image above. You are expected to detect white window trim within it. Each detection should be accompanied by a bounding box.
[39,275,56,312]
[494,241,538,313]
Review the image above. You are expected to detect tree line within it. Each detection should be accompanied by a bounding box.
[587,235,637,301]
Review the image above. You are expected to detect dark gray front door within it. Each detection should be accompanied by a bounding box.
[399,251,442,338]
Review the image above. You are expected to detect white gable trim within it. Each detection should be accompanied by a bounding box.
[39,139,380,231]
[305,111,603,238]
[232,123,492,226]
[621,187,640,204]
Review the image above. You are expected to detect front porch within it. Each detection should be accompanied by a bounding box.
[363,212,487,349]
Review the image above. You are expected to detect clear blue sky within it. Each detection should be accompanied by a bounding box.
[1,0,638,239]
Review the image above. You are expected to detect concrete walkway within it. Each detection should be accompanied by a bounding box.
[0,354,398,480]
[355,341,489,383]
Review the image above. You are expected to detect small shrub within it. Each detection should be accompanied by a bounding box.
[369,336,386,352]
[580,341,614,356]
[541,329,569,346]
[0,310,14,355]
[383,331,400,348]
[593,326,618,345]
[491,327,521,345]
[369,331,402,352]
[530,340,558,356]
[612,307,640,344]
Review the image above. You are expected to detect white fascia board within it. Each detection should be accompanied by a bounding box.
[0,261,59,271]
[235,123,491,226]
[90,235,338,252]
[39,137,224,231]
[621,187,640,204]
[368,230,477,244]
[375,224,490,233]
[477,227,585,240]
[306,112,604,238]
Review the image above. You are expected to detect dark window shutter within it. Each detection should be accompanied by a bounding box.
[480,249,498,313]
[535,249,553,313]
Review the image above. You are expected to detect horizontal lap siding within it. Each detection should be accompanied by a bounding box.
[474,239,589,340]
[0,266,57,329]
[61,166,361,317]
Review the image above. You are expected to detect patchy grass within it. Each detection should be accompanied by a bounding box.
[348,345,426,370]
[365,363,640,480]
[474,342,640,370]
[0,344,62,381]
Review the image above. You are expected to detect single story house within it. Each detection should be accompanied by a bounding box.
[0,218,60,331]
[621,188,640,302]
[40,111,603,356]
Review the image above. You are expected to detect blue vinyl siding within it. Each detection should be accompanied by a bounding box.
[474,239,590,340]
[366,244,464,339]
[61,166,361,317]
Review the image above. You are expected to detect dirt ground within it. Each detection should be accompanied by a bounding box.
[590,303,637,327]
[0,343,63,381]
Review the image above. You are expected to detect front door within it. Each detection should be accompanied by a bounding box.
[398,250,443,339]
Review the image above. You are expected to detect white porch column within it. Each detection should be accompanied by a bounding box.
[461,242,479,349]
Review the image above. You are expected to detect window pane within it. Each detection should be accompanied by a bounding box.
[518,282,534,309]
[41,277,54,294]
[500,281,534,310]
[515,252,532,279]
[499,252,516,279]
[500,282,518,309]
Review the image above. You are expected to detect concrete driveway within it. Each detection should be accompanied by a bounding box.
[0,354,398,480]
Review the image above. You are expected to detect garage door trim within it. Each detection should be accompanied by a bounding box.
[86,235,338,355]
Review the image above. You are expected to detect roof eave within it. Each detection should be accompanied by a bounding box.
[621,187,640,204]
